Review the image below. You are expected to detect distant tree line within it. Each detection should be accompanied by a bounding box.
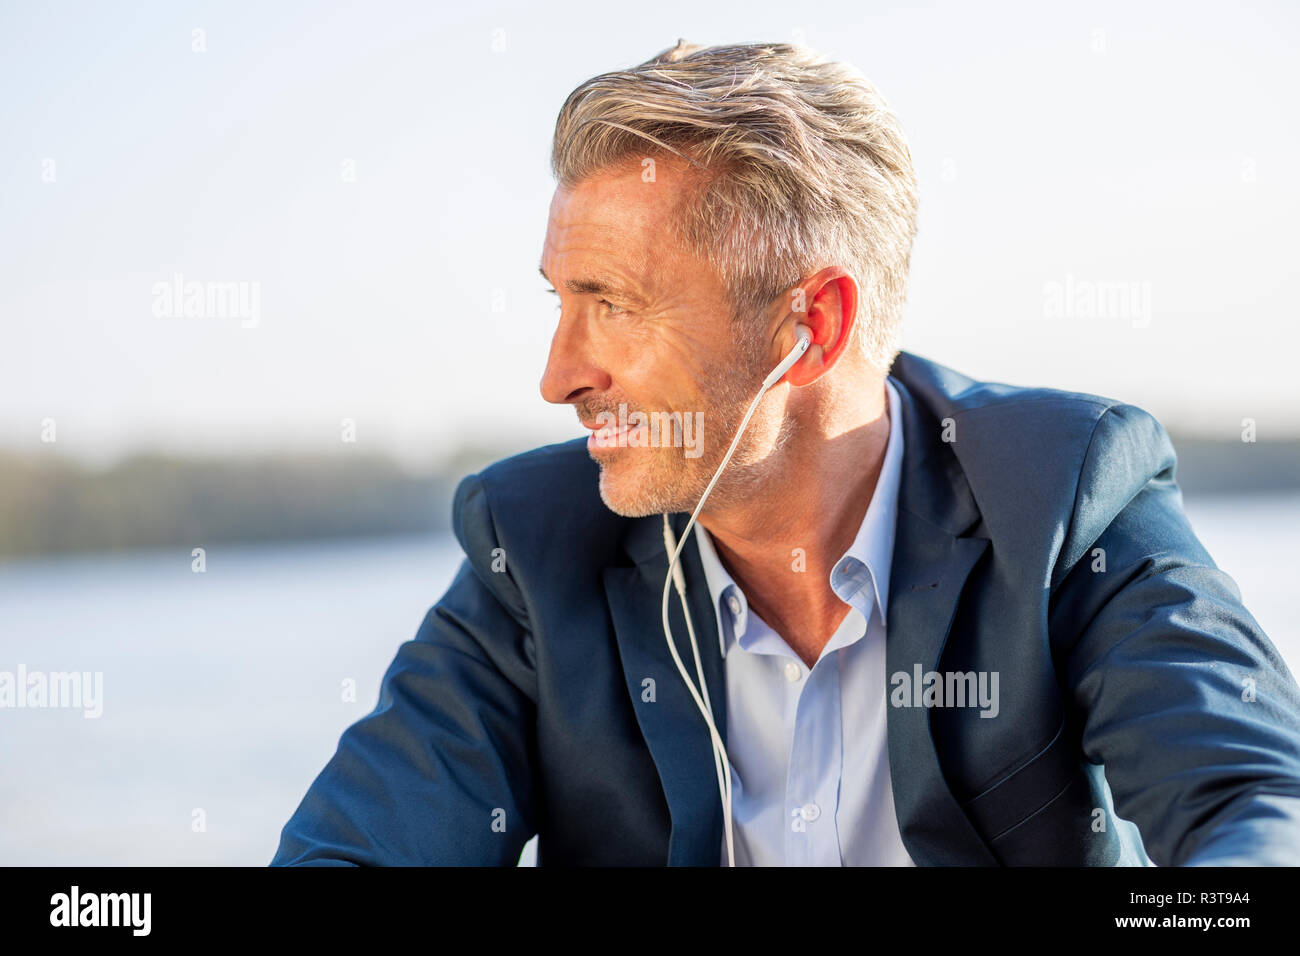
[0,435,1295,558]
[0,451,459,558]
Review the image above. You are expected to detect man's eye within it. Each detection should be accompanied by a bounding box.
[600,299,627,315]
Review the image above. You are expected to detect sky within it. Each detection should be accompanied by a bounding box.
[2,0,1297,469]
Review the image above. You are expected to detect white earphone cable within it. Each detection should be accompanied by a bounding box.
[660,362,788,868]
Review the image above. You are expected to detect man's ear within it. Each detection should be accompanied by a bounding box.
[779,268,860,387]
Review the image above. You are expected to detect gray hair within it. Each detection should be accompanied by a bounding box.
[550,39,919,373]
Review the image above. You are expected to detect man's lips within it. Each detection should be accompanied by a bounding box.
[582,415,649,451]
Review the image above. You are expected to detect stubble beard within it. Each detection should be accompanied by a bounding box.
[590,341,795,519]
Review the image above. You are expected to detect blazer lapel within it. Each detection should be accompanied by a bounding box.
[603,511,727,866]
[884,374,998,864]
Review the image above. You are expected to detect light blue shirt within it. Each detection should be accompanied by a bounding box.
[695,379,914,866]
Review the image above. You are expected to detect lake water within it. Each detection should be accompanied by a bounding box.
[1,493,1297,865]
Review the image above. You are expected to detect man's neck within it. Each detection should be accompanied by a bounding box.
[695,377,892,668]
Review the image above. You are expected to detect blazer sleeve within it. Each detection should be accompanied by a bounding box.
[271,473,539,865]
[1050,403,1300,866]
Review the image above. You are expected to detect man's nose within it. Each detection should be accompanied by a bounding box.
[539,315,611,406]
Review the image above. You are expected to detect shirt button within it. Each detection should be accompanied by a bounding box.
[784,661,802,682]
[726,595,741,616]
[801,802,820,822]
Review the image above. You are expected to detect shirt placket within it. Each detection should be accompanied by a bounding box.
[783,650,844,865]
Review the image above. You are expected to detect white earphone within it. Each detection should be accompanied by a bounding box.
[660,323,812,867]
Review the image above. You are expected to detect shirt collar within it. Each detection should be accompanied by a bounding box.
[693,378,904,659]
[693,519,747,659]
[836,377,903,625]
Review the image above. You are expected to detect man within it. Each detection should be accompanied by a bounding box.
[272,40,1300,866]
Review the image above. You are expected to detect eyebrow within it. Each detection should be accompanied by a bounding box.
[538,264,648,306]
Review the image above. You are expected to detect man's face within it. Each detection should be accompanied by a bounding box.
[538,159,775,517]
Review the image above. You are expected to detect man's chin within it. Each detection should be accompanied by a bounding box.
[592,454,686,518]
[596,469,659,518]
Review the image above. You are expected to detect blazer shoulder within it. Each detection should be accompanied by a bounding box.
[892,350,1121,424]
[450,436,627,584]
[453,437,601,531]
[889,351,1164,470]
[890,352,1179,550]
[891,349,1174,455]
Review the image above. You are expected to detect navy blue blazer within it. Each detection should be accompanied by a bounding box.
[272,352,1300,865]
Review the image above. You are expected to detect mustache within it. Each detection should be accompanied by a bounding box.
[576,400,649,423]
